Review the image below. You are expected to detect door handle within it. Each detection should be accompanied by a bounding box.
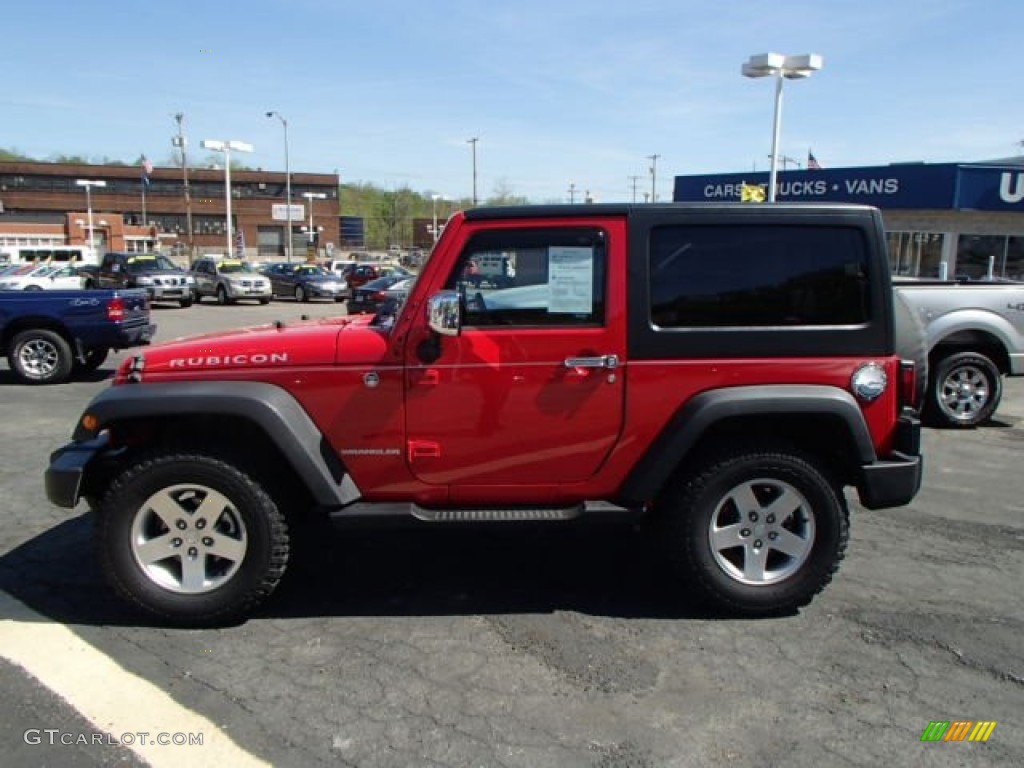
[564,354,619,370]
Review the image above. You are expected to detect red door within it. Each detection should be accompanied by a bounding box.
[404,219,627,491]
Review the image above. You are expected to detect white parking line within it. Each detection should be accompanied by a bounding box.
[0,590,270,768]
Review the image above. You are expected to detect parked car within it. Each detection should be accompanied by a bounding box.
[346,274,408,314]
[0,264,85,291]
[894,277,1024,427]
[261,262,347,302]
[1,288,153,384]
[81,252,195,308]
[343,263,382,291]
[190,257,272,305]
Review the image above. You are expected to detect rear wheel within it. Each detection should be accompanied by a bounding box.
[8,329,74,385]
[97,452,289,626]
[928,351,1002,428]
[657,446,848,616]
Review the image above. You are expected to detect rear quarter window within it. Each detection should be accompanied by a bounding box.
[649,225,871,328]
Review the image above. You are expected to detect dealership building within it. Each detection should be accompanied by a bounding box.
[0,160,342,262]
[674,160,1024,280]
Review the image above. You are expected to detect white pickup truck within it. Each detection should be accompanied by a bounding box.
[895,278,1024,427]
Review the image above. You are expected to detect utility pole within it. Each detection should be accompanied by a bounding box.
[466,137,479,206]
[647,154,661,203]
[173,113,194,264]
[628,175,641,203]
[568,182,577,204]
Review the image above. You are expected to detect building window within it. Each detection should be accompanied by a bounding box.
[887,231,945,277]
[956,234,1008,280]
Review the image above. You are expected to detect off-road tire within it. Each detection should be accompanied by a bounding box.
[657,446,848,616]
[927,351,1002,428]
[97,452,289,626]
[8,329,74,385]
[179,296,193,308]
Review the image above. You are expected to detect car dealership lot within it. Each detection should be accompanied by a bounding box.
[1,302,1022,767]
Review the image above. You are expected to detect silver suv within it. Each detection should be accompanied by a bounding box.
[190,257,272,305]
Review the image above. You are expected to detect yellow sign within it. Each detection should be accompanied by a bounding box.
[741,183,766,203]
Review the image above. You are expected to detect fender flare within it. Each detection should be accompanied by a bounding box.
[73,381,354,507]
[616,385,876,506]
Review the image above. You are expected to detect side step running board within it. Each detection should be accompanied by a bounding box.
[330,501,634,523]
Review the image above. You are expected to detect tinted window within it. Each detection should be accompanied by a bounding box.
[445,227,606,327]
[649,225,870,328]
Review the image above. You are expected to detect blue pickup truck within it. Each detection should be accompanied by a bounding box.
[1,289,154,384]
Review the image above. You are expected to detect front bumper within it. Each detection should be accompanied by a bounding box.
[227,283,272,300]
[45,435,111,509]
[857,411,923,510]
[143,285,192,301]
[307,283,346,299]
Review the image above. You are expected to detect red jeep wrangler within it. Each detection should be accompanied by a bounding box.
[46,204,923,625]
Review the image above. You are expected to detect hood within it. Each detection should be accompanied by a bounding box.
[131,314,385,379]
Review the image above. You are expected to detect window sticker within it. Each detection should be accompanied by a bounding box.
[548,246,593,314]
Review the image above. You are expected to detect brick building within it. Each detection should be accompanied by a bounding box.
[0,161,340,263]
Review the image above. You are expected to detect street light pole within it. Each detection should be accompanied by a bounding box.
[201,139,254,259]
[303,192,327,259]
[75,179,106,255]
[431,194,442,243]
[466,137,479,206]
[742,52,823,202]
[266,111,293,262]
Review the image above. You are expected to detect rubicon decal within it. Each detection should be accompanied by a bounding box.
[920,720,996,742]
[168,353,289,367]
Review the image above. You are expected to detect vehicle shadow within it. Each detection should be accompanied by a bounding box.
[0,513,726,628]
[0,369,112,385]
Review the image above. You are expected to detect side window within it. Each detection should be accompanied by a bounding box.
[444,227,606,327]
[649,225,870,328]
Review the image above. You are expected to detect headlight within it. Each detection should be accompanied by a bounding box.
[136,276,155,285]
[185,275,196,285]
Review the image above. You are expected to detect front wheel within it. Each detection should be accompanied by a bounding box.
[928,351,1002,428]
[8,329,74,384]
[179,296,193,308]
[97,452,290,625]
[294,285,307,303]
[657,446,848,616]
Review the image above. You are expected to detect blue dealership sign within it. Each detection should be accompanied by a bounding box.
[956,166,1024,211]
[674,162,1024,211]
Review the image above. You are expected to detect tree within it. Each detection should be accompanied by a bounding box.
[0,147,32,162]
[486,178,528,206]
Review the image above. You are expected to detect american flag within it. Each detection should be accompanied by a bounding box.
[141,154,153,186]
[807,150,822,170]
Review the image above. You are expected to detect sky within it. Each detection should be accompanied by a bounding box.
[3,0,1023,204]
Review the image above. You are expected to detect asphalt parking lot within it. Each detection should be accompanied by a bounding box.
[1,300,1022,767]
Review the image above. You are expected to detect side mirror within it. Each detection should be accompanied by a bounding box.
[426,290,461,337]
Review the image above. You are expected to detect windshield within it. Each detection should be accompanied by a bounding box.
[126,255,179,273]
[294,265,329,277]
